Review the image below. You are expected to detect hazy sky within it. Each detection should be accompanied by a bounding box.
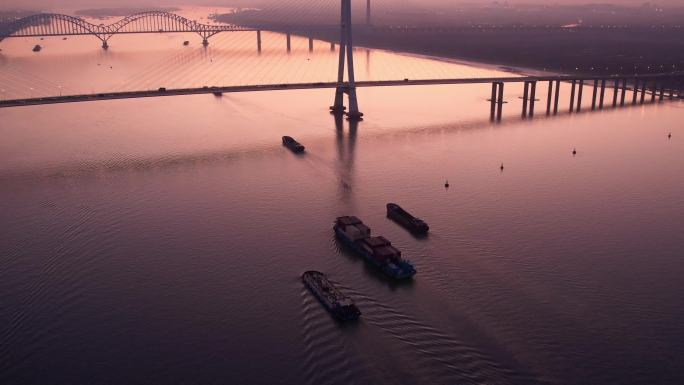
[2,0,682,12]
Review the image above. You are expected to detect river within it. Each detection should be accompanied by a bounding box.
[1,9,683,385]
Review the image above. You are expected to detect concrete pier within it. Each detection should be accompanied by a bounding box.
[569,80,577,112]
[286,33,291,52]
[612,79,619,107]
[640,82,646,104]
[529,81,537,117]
[309,37,314,52]
[599,80,606,109]
[257,30,261,52]
[497,82,504,121]
[632,79,639,105]
[490,82,504,121]
[620,79,627,106]
[553,80,560,114]
[546,80,553,115]
[522,82,530,118]
[576,80,584,112]
[592,79,599,110]
[491,83,498,120]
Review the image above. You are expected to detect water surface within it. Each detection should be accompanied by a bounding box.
[1,17,684,385]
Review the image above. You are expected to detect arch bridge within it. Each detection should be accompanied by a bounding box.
[0,11,255,48]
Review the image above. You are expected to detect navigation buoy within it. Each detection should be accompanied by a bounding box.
[572,148,577,156]
[500,163,504,171]
[444,180,450,188]
[668,132,672,139]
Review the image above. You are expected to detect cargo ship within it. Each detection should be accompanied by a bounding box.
[282,136,305,153]
[334,216,416,280]
[386,203,429,235]
[302,271,361,321]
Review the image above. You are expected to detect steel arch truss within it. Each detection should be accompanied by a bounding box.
[0,11,251,47]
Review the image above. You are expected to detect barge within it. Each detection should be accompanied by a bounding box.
[282,136,305,153]
[386,203,429,235]
[334,216,416,280]
[302,271,361,321]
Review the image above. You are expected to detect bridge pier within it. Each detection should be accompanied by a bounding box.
[569,80,576,112]
[520,81,536,118]
[553,80,560,114]
[659,83,665,101]
[286,33,291,52]
[202,38,209,46]
[489,82,505,121]
[309,37,314,52]
[101,40,109,49]
[367,0,372,25]
[612,79,619,108]
[651,82,657,103]
[529,81,537,117]
[591,79,598,110]
[257,30,262,52]
[640,82,646,104]
[546,80,553,115]
[576,80,584,112]
[330,0,363,121]
[599,79,606,109]
[620,79,627,106]
[330,42,336,51]
[632,79,639,105]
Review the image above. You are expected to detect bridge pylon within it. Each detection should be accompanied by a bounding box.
[330,0,363,121]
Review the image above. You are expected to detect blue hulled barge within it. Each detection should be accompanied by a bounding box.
[334,216,416,280]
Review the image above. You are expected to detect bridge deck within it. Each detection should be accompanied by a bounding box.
[0,74,678,109]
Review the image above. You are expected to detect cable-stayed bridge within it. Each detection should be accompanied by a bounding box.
[1,1,683,120]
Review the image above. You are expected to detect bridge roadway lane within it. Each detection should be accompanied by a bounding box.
[0,73,681,108]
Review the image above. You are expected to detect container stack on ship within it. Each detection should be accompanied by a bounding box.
[334,216,416,280]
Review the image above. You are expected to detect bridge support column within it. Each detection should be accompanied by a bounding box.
[651,83,657,103]
[202,38,209,46]
[330,42,335,51]
[569,80,577,112]
[522,81,530,118]
[620,79,627,106]
[632,79,639,105]
[330,0,363,121]
[309,37,314,52]
[529,81,537,117]
[612,79,619,107]
[553,80,560,115]
[576,80,584,112]
[520,81,536,118]
[546,80,553,115]
[599,79,606,109]
[497,82,504,121]
[257,30,262,52]
[286,33,291,52]
[367,0,372,25]
[659,83,665,101]
[640,82,646,104]
[591,79,598,110]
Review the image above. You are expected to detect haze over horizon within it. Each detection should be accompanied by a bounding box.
[2,0,683,12]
